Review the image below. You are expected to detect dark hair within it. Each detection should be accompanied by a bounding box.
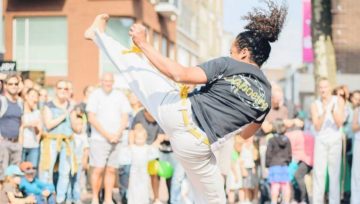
[332,86,346,100]
[235,0,287,67]
[4,73,20,84]
[350,90,360,100]
[26,88,39,96]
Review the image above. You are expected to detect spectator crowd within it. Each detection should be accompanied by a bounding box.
[0,72,359,204]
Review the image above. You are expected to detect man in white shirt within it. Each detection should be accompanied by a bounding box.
[87,73,131,204]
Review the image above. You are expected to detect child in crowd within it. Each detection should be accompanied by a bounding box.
[0,165,36,204]
[19,162,55,204]
[241,136,258,204]
[266,119,292,204]
[227,135,245,204]
[119,123,159,204]
[20,88,42,167]
[66,113,89,203]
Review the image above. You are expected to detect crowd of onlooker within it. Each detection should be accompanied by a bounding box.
[220,78,360,204]
[0,72,188,204]
[0,71,359,204]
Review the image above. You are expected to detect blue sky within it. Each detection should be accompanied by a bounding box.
[223,0,303,69]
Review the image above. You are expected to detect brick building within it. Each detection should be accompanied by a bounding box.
[332,0,360,73]
[1,0,176,99]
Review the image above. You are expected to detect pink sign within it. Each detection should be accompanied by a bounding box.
[303,0,313,63]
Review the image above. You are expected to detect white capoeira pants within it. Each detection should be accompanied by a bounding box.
[351,134,360,204]
[312,132,342,204]
[93,31,226,204]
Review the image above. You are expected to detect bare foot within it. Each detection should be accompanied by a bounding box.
[84,14,110,40]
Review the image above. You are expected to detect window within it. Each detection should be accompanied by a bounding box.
[177,46,190,66]
[13,17,67,76]
[161,37,168,56]
[100,17,134,73]
[153,32,160,51]
[169,42,175,60]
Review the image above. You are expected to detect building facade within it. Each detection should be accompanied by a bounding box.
[2,0,176,99]
[176,0,224,66]
[331,0,360,73]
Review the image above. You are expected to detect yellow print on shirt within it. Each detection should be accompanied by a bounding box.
[224,76,269,111]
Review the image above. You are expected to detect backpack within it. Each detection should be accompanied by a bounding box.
[0,95,24,118]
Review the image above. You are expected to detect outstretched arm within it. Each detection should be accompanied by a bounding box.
[129,24,208,84]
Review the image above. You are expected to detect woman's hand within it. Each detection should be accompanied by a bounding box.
[129,24,147,47]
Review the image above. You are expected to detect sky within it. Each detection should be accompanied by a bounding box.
[223,0,303,69]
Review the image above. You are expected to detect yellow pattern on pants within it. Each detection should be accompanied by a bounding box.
[93,30,226,204]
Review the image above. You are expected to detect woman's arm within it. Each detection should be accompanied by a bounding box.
[311,102,326,132]
[42,106,67,131]
[332,96,345,128]
[129,24,208,84]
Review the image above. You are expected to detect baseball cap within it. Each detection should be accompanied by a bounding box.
[20,162,36,174]
[5,165,24,177]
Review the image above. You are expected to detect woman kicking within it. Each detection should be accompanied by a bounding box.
[84,1,287,203]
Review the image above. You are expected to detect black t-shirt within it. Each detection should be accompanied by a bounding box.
[189,57,272,144]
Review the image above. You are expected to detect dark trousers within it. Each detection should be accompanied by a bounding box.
[118,165,131,202]
[294,161,312,202]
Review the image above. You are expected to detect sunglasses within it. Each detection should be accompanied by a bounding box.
[24,167,37,173]
[57,87,69,91]
[6,82,19,86]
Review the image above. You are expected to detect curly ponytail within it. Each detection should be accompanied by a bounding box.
[235,0,288,67]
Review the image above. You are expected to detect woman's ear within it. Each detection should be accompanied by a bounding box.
[238,48,251,60]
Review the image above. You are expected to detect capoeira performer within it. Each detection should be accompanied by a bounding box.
[84,1,287,203]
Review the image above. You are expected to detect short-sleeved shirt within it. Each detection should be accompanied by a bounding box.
[131,110,165,145]
[86,88,131,141]
[22,110,41,148]
[189,57,272,144]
